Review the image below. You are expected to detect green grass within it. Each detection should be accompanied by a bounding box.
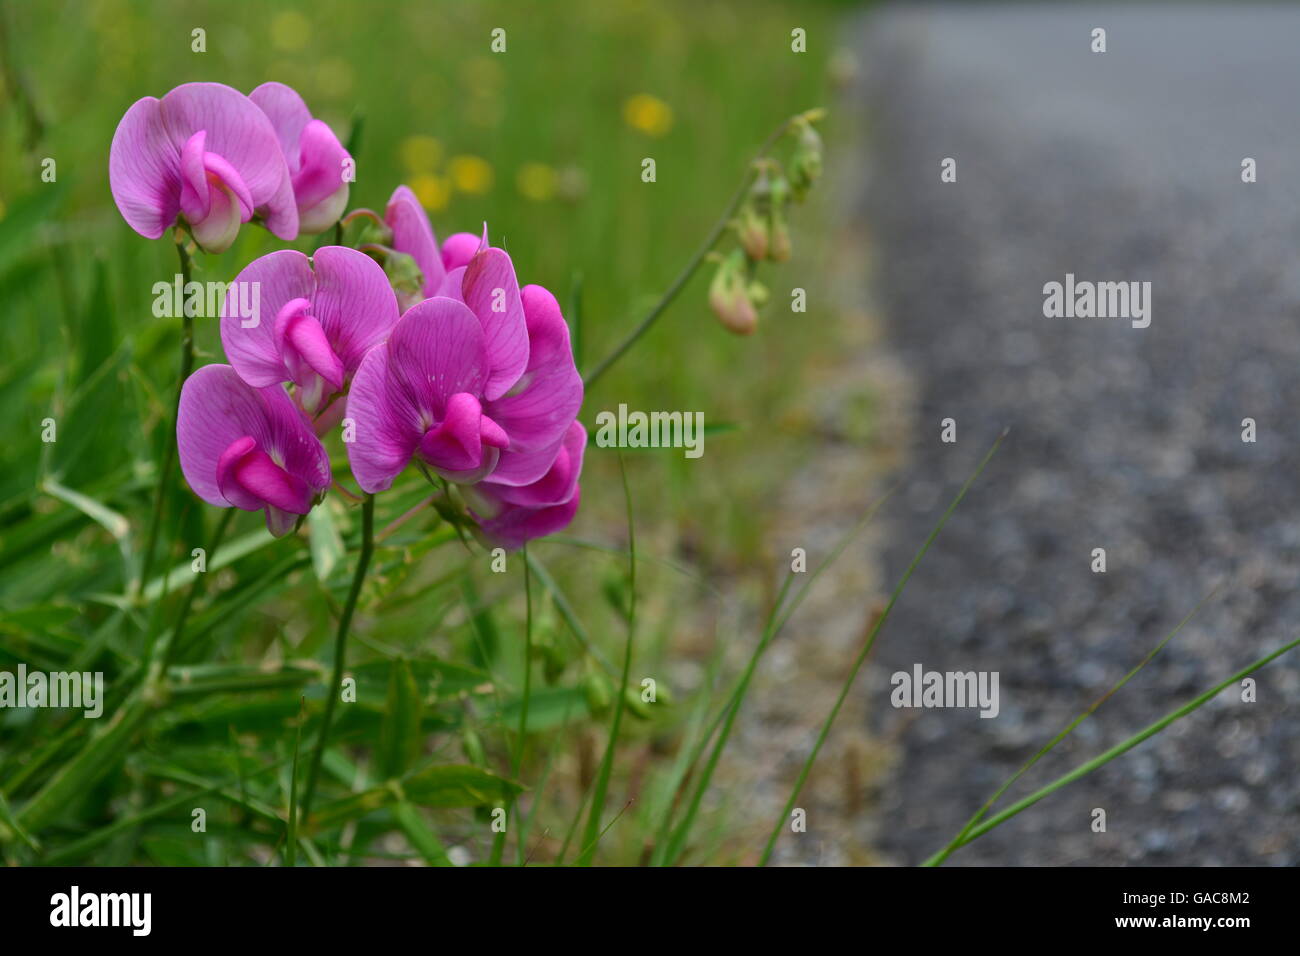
[0,0,852,865]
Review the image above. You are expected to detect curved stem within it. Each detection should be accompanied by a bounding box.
[300,494,375,824]
[139,235,195,597]
[581,114,804,390]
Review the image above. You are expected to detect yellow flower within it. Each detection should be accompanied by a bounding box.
[270,11,311,52]
[409,173,451,212]
[516,162,557,202]
[399,135,444,174]
[623,93,673,137]
[449,155,493,195]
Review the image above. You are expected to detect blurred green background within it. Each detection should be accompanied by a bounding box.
[0,0,865,865]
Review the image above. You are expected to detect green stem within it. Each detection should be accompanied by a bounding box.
[576,454,637,865]
[924,634,1300,862]
[757,430,1008,866]
[151,508,235,673]
[300,494,375,824]
[138,235,195,597]
[490,545,532,866]
[581,113,804,390]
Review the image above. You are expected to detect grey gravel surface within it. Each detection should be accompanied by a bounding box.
[856,4,1300,865]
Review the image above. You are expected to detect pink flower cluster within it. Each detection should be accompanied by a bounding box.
[112,82,585,548]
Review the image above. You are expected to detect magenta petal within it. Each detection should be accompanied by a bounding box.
[309,246,400,374]
[109,96,181,239]
[248,82,313,176]
[386,185,446,297]
[476,488,582,551]
[293,119,349,211]
[482,284,583,480]
[345,342,423,494]
[177,365,330,520]
[418,391,487,473]
[160,83,298,239]
[463,248,529,400]
[221,250,316,388]
[440,232,481,271]
[387,296,488,415]
[487,421,586,505]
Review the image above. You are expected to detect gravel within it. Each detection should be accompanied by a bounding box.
[854,4,1300,865]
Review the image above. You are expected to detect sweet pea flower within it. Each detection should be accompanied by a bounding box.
[466,421,586,550]
[346,247,582,493]
[380,185,483,311]
[109,82,297,252]
[220,246,400,419]
[177,365,331,537]
[250,83,352,234]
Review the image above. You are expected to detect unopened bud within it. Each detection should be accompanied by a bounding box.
[790,121,823,201]
[708,249,758,335]
[736,203,769,261]
[582,666,613,718]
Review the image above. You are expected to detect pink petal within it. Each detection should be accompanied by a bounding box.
[475,487,582,551]
[309,246,400,374]
[440,232,481,271]
[177,364,330,510]
[386,185,446,296]
[463,247,529,400]
[109,96,181,239]
[248,82,312,176]
[485,421,586,505]
[345,342,423,494]
[221,250,316,388]
[293,120,349,213]
[482,284,583,481]
[387,296,488,416]
[160,83,298,239]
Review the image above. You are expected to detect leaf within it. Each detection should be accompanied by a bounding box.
[308,764,522,830]
[308,500,345,584]
[375,658,423,780]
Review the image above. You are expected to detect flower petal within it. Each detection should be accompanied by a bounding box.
[345,342,422,493]
[485,421,586,506]
[309,246,400,374]
[440,231,481,271]
[483,283,583,480]
[159,82,298,239]
[386,185,446,297]
[177,364,330,509]
[221,250,315,387]
[108,96,181,239]
[475,487,582,551]
[248,81,312,176]
[463,247,529,400]
[387,295,488,417]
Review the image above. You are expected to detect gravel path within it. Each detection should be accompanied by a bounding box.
[854,4,1300,865]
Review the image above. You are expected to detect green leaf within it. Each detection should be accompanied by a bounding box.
[308,500,345,584]
[375,658,423,780]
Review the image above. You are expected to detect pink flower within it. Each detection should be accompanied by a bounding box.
[466,421,587,550]
[177,365,331,537]
[382,185,484,311]
[346,248,583,494]
[220,246,399,419]
[109,82,297,252]
[250,83,352,234]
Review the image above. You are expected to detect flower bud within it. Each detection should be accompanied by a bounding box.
[736,202,769,261]
[790,121,823,201]
[708,249,758,335]
[767,175,792,262]
[582,665,613,718]
[382,249,427,312]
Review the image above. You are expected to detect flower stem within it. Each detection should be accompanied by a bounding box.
[580,112,808,390]
[300,493,375,824]
[138,235,195,598]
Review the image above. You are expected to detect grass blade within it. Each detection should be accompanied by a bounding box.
[758,429,1008,865]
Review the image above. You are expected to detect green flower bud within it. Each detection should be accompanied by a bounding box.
[582,664,612,718]
[708,249,758,335]
[790,121,823,201]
